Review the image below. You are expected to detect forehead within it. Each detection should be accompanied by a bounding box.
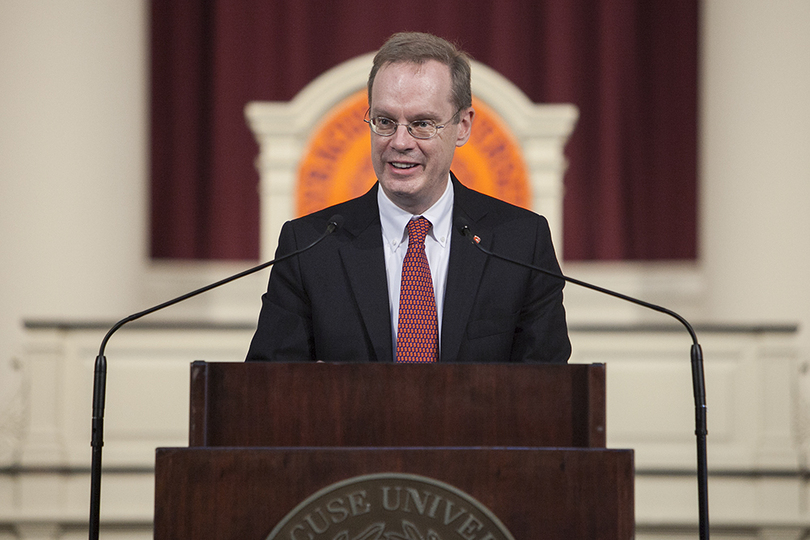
[370,60,454,116]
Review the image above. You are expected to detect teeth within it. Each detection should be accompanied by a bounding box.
[392,162,417,169]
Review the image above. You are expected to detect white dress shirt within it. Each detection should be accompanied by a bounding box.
[378,177,454,360]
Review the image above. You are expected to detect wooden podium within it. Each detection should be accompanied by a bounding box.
[154,362,634,539]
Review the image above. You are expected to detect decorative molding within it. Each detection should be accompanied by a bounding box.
[4,324,806,538]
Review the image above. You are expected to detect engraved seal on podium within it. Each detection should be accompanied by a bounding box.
[265,473,516,540]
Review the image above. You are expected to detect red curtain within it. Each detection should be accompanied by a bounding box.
[150,0,697,261]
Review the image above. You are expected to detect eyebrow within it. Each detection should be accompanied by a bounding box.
[371,108,443,122]
[371,113,441,124]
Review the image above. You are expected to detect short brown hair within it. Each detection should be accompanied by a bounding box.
[367,32,472,117]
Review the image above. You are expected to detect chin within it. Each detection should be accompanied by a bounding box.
[382,172,422,190]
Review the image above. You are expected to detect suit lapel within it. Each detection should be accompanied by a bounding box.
[441,176,491,363]
[339,186,393,362]
[336,177,493,363]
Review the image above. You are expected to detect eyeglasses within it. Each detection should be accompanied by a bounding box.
[364,108,463,140]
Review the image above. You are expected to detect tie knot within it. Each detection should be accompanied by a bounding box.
[406,217,431,244]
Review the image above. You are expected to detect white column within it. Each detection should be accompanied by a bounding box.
[0,1,149,437]
[701,0,810,335]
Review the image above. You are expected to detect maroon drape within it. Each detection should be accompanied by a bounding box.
[150,0,697,261]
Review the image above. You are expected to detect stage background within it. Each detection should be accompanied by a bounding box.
[149,0,698,262]
[1,1,809,538]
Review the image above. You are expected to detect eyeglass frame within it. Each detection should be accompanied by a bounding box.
[363,107,465,140]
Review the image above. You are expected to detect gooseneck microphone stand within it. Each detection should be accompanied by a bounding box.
[88,216,343,540]
[458,222,709,540]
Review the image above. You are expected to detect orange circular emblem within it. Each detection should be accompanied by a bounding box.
[297,90,530,216]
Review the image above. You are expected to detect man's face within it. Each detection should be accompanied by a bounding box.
[369,60,474,214]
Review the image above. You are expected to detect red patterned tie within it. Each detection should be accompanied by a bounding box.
[396,217,439,363]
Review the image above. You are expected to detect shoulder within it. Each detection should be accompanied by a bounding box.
[451,173,549,230]
[284,184,380,239]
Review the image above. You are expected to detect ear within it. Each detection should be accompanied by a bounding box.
[454,107,475,147]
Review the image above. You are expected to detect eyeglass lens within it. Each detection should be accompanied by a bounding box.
[372,118,437,139]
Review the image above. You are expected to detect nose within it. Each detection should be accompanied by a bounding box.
[389,124,416,150]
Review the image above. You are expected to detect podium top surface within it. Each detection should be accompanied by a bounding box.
[189,362,606,448]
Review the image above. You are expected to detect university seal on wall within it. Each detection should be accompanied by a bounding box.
[265,473,516,540]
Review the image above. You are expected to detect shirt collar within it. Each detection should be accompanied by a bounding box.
[378,176,454,251]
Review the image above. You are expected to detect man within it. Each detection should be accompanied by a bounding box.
[247,32,570,364]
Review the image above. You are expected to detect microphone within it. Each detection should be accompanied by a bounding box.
[457,217,710,540]
[325,214,344,234]
[88,215,343,540]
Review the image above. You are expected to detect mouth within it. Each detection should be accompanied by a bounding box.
[390,161,420,171]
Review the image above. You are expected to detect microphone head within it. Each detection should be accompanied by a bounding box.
[326,214,344,233]
[456,216,470,233]
[455,216,476,242]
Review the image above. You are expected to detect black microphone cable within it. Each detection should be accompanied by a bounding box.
[458,218,709,540]
[88,215,343,540]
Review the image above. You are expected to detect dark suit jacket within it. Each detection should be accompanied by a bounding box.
[246,174,571,363]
